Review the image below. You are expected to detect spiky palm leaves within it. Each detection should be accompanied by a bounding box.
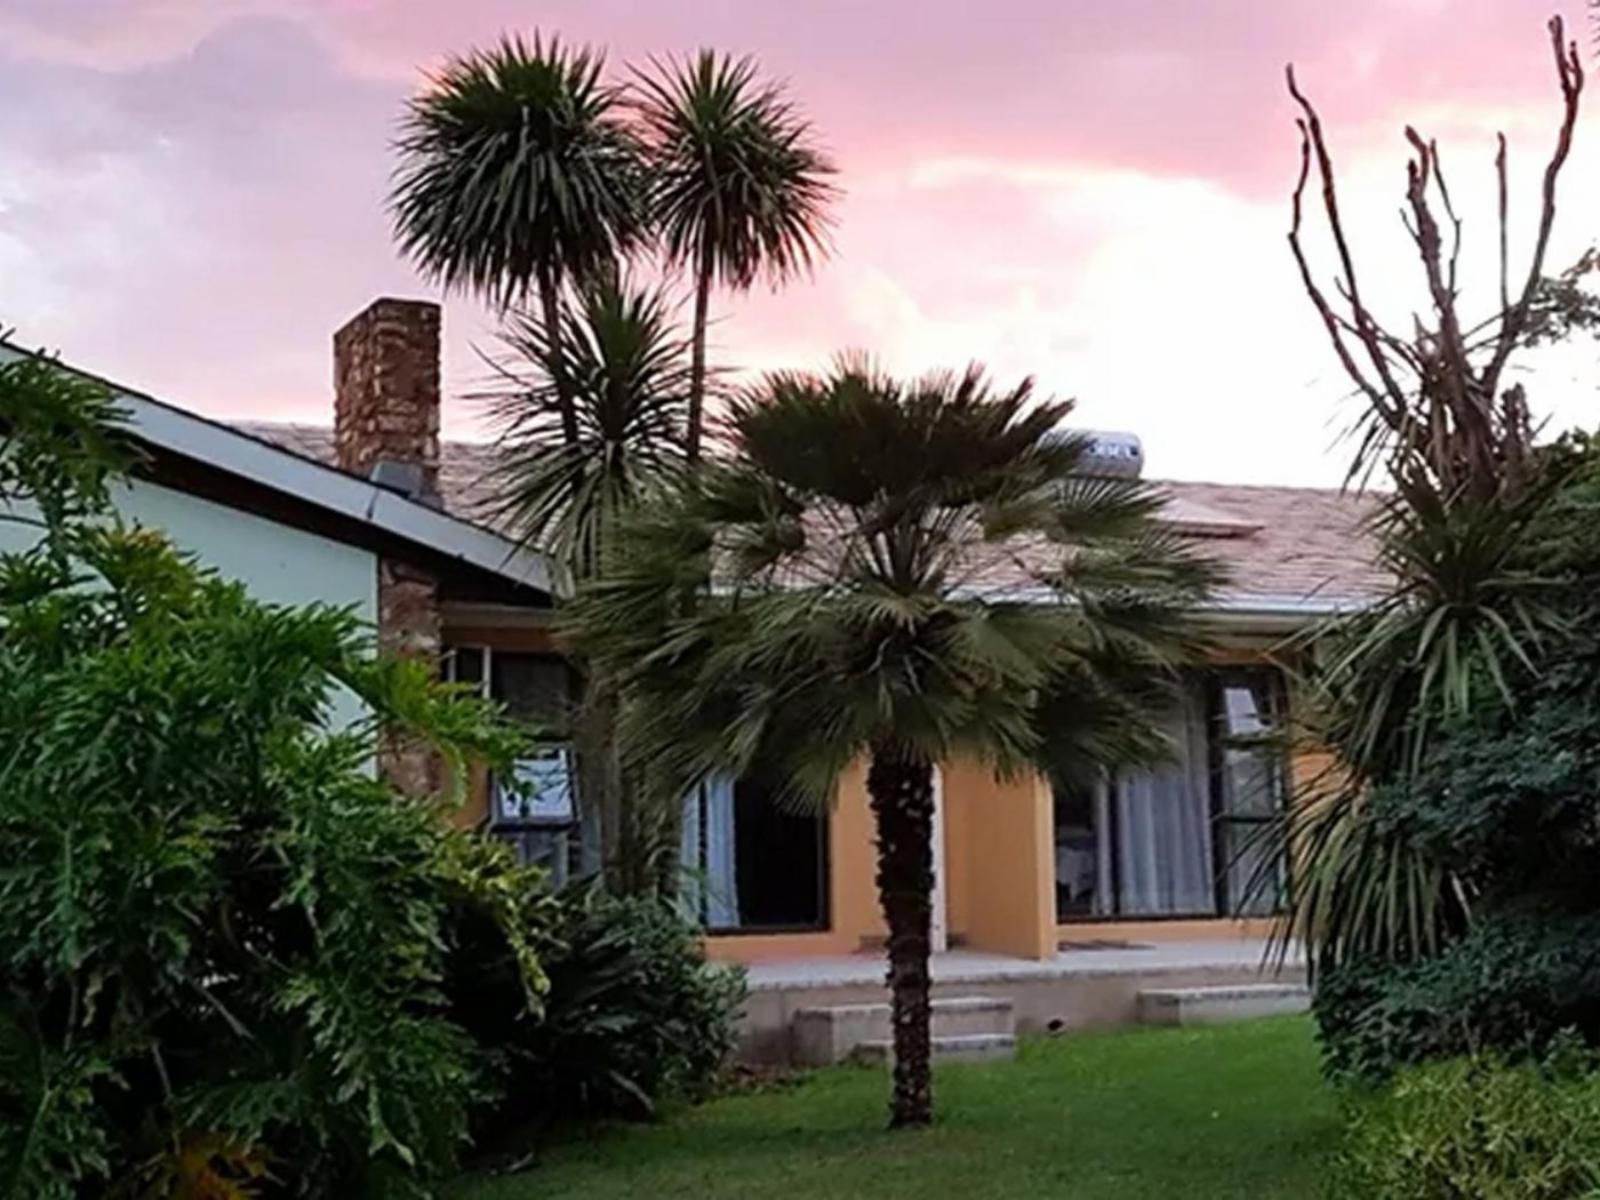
[1259,449,1589,980]
[392,35,646,308]
[570,359,1217,1126]
[479,274,693,581]
[635,51,836,461]
[392,36,648,448]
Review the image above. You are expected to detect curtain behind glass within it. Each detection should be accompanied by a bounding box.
[679,777,740,928]
[1113,684,1216,916]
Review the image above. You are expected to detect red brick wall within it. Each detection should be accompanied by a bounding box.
[334,297,445,796]
[333,298,441,499]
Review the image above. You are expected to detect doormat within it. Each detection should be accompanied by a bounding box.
[1058,939,1153,952]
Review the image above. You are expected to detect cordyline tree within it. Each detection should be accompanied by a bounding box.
[635,50,837,460]
[1272,14,1586,972]
[568,359,1217,1127]
[391,36,652,887]
[475,271,696,889]
[391,34,838,891]
[391,34,647,446]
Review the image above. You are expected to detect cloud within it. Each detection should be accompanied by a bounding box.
[1,1,1594,486]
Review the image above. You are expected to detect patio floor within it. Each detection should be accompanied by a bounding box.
[745,938,1300,991]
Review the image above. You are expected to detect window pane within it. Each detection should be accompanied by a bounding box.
[1054,781,1103,919]
[1211,669,1288,916]
[1215,677,1284,819]
[684,777,827,932]
[1112,681,1217,918]
[731,780,826,929]
[490,652,571,727]
[446,645,484,690]
[1218,820,1283,916]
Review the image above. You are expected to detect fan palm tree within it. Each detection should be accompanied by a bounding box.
[569,359,1218,1127]
[392,35,648,445]
[477,272,694,892]
[634,51,836,462]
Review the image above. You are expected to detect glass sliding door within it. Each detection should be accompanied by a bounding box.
[1053,669,1288,922]
[1111,683,1217,916]
[1210,671,1287,916]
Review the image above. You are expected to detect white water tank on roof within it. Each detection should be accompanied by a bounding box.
[1055,429,1143,478]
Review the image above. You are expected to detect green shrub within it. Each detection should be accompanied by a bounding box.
[2,359,548,1198]
[450,884,746,1152]
[1333,1054,1600,1199]
[1316,908,1600,1084]
[0,528,551,1199]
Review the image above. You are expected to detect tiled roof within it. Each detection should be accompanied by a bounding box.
[235,422,1386,613]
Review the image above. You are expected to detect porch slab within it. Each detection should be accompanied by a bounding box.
[745,938,1298,991]
[734,939,1306,1064]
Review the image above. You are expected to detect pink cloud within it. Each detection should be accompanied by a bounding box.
[1,2,1593,486]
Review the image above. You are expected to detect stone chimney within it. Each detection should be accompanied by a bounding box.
[333,297,442,504]
[334,297,444,798]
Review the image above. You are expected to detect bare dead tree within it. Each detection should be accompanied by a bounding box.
[1287,15,1584,500]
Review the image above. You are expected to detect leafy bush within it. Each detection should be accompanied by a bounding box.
[1,361,548,1198]
[450,884,746,1153]
[1297,437,1600,1078]
[0,528,552,1199]
[1333,1054,1600,1199]
[1316,909,1600,1083]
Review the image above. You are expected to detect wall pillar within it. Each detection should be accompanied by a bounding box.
[943,760,1057,960]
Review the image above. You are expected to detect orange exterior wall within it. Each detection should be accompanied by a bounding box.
[445,625,1322,966]
[707,755,1060,963]
[707,739,1324,965]
[943,761,1058,959]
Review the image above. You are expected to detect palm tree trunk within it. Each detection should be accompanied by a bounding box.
[574,668,629,892]
[866,742,936,1129]
[536,264,581,449]
[686,242,714,464]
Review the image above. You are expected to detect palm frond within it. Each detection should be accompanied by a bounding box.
[474,271,691,577]
[633,50,837,290]
[392,34,647,306]
[566,359,1218,821]
[1256,772,1471,981]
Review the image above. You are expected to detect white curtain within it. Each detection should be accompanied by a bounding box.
[1112,686,1216,916]
[680,777,740,928]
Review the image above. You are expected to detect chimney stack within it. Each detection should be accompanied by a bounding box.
[333,297,444,798]
[333,297,442,504]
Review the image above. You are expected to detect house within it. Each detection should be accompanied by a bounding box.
[228,300,1383,958]
[0,300,559,807]
[5,296,1384,1052]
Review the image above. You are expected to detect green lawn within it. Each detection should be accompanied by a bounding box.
[451,1016,1340,1200]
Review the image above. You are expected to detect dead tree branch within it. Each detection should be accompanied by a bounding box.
[1285,14,1585,499]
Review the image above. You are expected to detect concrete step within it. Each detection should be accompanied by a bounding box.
[792,996,1014,1066]
[1137,982,1311,1027]
[850,1033,1017,1066]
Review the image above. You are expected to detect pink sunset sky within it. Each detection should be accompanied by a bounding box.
[2,0,1598,485]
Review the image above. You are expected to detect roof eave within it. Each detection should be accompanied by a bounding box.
[2,342,557,596]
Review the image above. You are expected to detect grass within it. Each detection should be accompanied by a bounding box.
[451,1016,1340,1200]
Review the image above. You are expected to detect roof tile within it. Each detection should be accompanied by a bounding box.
[234,422,1385,609]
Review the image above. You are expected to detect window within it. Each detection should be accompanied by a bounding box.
[1052,668,1288,920]
[681,776,829,933]
[445,644,589,881]
[1210,671,1287,917]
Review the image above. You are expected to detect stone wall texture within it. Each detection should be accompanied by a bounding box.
[334,297,445,797]
[333,297,442,499]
